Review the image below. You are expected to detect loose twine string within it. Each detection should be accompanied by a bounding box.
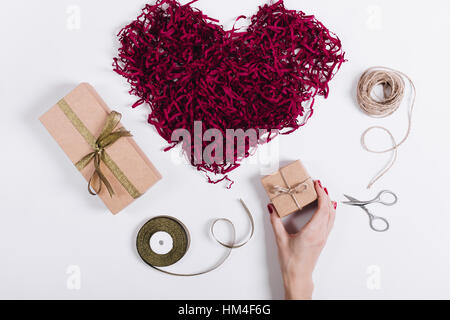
[356,66,416,189]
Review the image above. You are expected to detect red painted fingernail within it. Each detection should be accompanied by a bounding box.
[334,202,337,210]
[324,188,329,195]
[318,180,322,188]
[267,204,273,214]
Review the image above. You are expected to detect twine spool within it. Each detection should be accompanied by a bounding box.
[356,66,416,189]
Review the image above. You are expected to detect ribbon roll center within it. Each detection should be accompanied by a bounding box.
[150,231,175,255]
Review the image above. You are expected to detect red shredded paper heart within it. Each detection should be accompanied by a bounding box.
[113,0,345,187]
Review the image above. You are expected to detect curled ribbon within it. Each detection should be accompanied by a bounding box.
[271,175,310,210]
[75,111,132,197]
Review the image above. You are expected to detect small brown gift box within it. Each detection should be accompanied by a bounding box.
[40,83,162,214]
[261,160,317,218]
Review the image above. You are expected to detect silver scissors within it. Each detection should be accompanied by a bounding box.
[342,190,398,232]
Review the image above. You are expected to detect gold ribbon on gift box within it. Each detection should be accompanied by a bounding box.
[57,99,141,199]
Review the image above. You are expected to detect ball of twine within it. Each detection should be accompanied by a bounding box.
[356,66,416,189]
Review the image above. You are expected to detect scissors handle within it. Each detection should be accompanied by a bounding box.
[368,214,390,232]
[374,190,398,206]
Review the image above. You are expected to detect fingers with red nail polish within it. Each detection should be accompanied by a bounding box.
[317,180,328,195]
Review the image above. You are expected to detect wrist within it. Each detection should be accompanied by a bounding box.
[283,272,314,300]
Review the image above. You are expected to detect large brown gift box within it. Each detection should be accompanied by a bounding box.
[40,83,162,214]
[261,160,317,218]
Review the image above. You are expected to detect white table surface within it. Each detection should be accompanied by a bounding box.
[1,0,449,300]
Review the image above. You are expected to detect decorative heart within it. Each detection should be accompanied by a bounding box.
[114,0,345,187]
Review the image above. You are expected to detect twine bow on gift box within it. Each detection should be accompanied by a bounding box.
[75,111,132,197]
[271,177,310,210]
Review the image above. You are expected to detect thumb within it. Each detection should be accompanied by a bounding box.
[268,204,289,248]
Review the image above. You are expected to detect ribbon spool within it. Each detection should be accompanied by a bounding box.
[136,199,254,276]
[137,216,190,268]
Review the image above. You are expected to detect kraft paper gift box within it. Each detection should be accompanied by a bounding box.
[40,83,162,214]
[261,160,317,218]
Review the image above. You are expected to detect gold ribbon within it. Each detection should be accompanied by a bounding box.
[58,99,141,199]
[271,171,310,210]
[136,199,255,277]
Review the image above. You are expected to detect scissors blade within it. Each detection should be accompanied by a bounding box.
[342,194,361,205]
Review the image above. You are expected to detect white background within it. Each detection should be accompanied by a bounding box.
[1,0,449,300]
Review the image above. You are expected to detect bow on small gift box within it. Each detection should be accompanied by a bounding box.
[261,160,318,218]
[271,180,309,210]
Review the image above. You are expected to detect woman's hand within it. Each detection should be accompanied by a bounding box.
[268,180,337,300]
